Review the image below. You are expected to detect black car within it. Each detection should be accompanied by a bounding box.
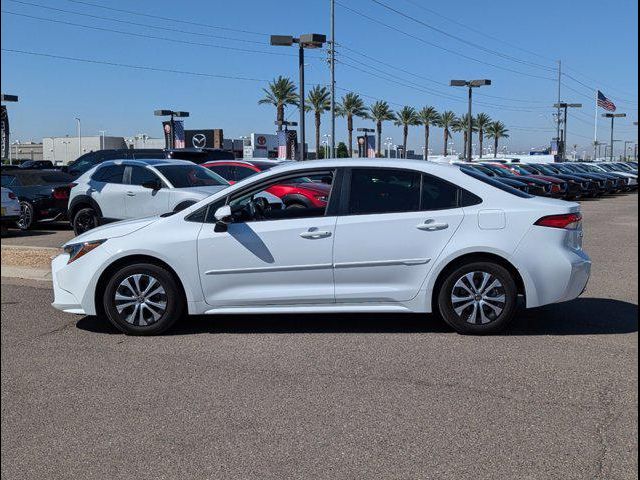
[64,148,235,178]
[457,164,532,194]
[476,164,553,196]
[522,163,597,199]
[18,160,57,170]
[0,169,75,229]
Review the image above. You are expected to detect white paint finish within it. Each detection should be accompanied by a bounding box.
[197,217,338,306]
[478,209,507,230]
[333,209,464,302]
[52,158,592,319]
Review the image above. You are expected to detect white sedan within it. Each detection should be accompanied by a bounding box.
[51,159,591,335]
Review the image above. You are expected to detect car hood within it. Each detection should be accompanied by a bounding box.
[176,185,228,197]
[64,216,158,247]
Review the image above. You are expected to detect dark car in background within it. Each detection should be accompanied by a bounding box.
[455,163,532,194]
[64,148,235,178]
[476,163,553,196]
[0,169,75,230]
[516,163,595,199]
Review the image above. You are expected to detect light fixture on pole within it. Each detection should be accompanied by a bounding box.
[602,113,626,161]
[553,102,582,159]
[1,94,19,164]
[154,109,189,149]
[271,33,327,161]
[450,79,492,162]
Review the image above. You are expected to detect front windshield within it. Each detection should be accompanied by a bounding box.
[156,165,229,188]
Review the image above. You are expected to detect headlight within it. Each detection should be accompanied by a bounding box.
[63,239,107,264]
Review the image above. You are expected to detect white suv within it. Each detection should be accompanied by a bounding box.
[68,159,230,235]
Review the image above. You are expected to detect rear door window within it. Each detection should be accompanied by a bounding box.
[348,168,421,215]
[130,166,162,186]
[92,165,126,184]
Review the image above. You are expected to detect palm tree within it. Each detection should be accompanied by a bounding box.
[258,76,298,130]
[368,101,396,157]
[456,114,477,160]
[417,106,439,160]
[485,121,510,158]
[475,113,492,159]
[337,93,368,157]
[437,111,457,156]
[394,106,420,159]
[306,86,331,159]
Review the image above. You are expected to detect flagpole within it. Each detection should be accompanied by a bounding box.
[594,90,599,160]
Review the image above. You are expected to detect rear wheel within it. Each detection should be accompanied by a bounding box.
[437,262,518,334]
[285,202,306,210]
[73,207,99,235]
[17,201,34,230]
[102,263,184,336]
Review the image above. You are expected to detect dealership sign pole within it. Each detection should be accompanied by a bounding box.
[1,94,19,163]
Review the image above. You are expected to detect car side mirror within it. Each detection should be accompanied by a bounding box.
[142,179,163,190]
[214,205,233,232]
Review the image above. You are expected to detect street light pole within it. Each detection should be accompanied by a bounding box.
[75,118,82,157]
[602,113,626,161]
[451,79,491,162]
[271,34,326,161]
[553,103,582,159]
[154,110,190,150]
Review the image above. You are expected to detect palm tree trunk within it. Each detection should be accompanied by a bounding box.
[426,125,430,161]
[347,115,353,157]
[277,104,284,131]
[479,129,484,159]
[376,121,382,157]
[444,129,449,156]
[315,112,321,159]
[494,137,499,158]
[403,125,408,159]
[423,126,428,160]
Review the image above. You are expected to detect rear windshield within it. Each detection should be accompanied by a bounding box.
[460,167,533,198]
[155,165,229,188]
[17,171,74,186]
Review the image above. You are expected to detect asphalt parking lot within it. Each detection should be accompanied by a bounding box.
[1,193,638,480]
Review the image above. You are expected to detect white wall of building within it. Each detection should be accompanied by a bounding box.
[43,136,127,165]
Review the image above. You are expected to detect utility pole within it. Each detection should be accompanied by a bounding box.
[330,0,336,158]
[556,60,562,152]
[75,118,82,158]
[603,113,626,161]
[553,103,582,160]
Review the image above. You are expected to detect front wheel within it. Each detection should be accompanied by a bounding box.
[437,262,518,335]
[72,207,99,235]
[103,263,184,336]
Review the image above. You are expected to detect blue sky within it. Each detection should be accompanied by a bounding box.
[1,0,638,154]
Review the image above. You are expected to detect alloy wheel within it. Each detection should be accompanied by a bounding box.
[17,202,32,230]
[114,274,167,327]
[451,271,506,325]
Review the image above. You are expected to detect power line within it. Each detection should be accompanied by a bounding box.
[367,0,556,73]
[1,48,269,82]
[64,0,269,37]
[2,11,321,59]
[335,1,556,82]
[399,0,555,63]
[339,43,549,105]
[5,0,267,45]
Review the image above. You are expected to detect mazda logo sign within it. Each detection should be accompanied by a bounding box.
[192,134,207,148]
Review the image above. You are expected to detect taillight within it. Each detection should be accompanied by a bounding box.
[551,184,561,193]
[8,192,17,200]
[52,187,70,200]
[535,213,582,230]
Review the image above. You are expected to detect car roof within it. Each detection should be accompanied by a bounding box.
[250,158,463,174]
[98,159,197,168]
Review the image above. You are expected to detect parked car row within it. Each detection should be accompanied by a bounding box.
[456,161,638,200]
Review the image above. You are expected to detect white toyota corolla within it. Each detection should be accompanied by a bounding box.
[51,159,591,335]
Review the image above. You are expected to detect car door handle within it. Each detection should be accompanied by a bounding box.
[417,221,449,232]
[300,230,332,240]
[126,191,136,196]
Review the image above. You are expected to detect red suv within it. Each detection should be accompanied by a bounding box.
[202,160,331,209]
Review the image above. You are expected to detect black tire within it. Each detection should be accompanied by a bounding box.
[73,207,99,235]
[102,263,184,336]
[437,262,518,335]
[17,201,34,230]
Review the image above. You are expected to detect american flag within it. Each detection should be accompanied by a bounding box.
[597,91,617,112]
[277,130,288,159]
[173,120,186,148]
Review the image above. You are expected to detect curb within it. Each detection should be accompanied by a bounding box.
[1,245,56,282]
